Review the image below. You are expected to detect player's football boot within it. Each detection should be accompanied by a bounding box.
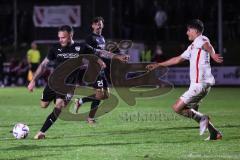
[205,131,222,141]
[34,131,45,140]
[87,117,96,124]
[199,115,209,135]
[74,98,82,113]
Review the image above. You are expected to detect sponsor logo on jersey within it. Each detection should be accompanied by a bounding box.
[75,46,81,51]
[57,53,79,58]
[98,44,105,49]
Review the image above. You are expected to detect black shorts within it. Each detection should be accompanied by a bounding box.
[31,63,39,72]
[92,74,108,89]
[41,85,72,102]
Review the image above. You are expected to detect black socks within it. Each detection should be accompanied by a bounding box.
[40,108,61,133]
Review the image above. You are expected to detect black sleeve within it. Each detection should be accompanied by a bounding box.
[85,35,96,47]
[81,43,96,54]
[47,48,56,61]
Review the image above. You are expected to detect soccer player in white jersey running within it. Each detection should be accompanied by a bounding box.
[146,19,223,140]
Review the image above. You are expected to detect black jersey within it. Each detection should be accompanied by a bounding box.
[85,33,111,85]
[47,42,95,84]
[47,42,95,68]
[86,33,105,50]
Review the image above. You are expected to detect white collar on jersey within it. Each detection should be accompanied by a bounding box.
[194,34,203,41]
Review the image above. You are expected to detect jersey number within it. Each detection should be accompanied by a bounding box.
[97,80,103,87]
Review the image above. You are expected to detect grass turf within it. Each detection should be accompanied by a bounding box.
[0,87,240,160]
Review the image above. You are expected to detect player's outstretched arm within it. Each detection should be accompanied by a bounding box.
[27,58,49,92]
[96,49,129,62]
[203,42,223,63]
[113,54,130,63]
[146,56,185,71]
[85,43,130,63]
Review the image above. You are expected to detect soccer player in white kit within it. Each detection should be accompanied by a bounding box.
[146,19,223,140]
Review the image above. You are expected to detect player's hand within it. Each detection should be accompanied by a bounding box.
[211,54,223,63]
[115,55,130,63]
[27,80,36,92]
[146,63,159,71]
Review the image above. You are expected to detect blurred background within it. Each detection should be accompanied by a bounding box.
[0,0,239,87]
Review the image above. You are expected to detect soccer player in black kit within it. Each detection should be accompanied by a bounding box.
[28,25,129,139]
[74,17,111,124]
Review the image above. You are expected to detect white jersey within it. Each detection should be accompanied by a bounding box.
[180,35,215,85]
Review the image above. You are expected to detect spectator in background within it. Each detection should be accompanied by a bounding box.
[152,44,166,63]
[141,44,152,62]
[8,58,19,86]
[16,58,29,86]
[0,46,6,87]
[152,44,166,85]
[154,4,168,41]
[27,42,41,75]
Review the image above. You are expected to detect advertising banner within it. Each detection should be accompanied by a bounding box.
[165,66,240,85]
[33,5,81,27]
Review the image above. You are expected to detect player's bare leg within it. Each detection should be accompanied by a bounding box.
[40,101,50,109]
[74,94,95,113]
[172,99,210,135]
[190,104,222,140]
[172,99,222,140]
[87,88,109,124]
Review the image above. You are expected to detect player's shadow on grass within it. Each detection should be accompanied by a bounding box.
[5,138,191,152]
[46,125,240,142]
[5,142,143,151]
[0,154,58,160]
[39,126,198,140]
[95,126,199,136]
[0,122,68,128]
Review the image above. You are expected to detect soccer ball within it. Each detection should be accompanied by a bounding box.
[12,123,29,139]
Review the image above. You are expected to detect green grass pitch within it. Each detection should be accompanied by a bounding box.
[0,87,240,160]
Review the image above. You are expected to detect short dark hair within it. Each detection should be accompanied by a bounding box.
[58,25,73,33]
[187,19,204,33]
[91,16,104,24]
